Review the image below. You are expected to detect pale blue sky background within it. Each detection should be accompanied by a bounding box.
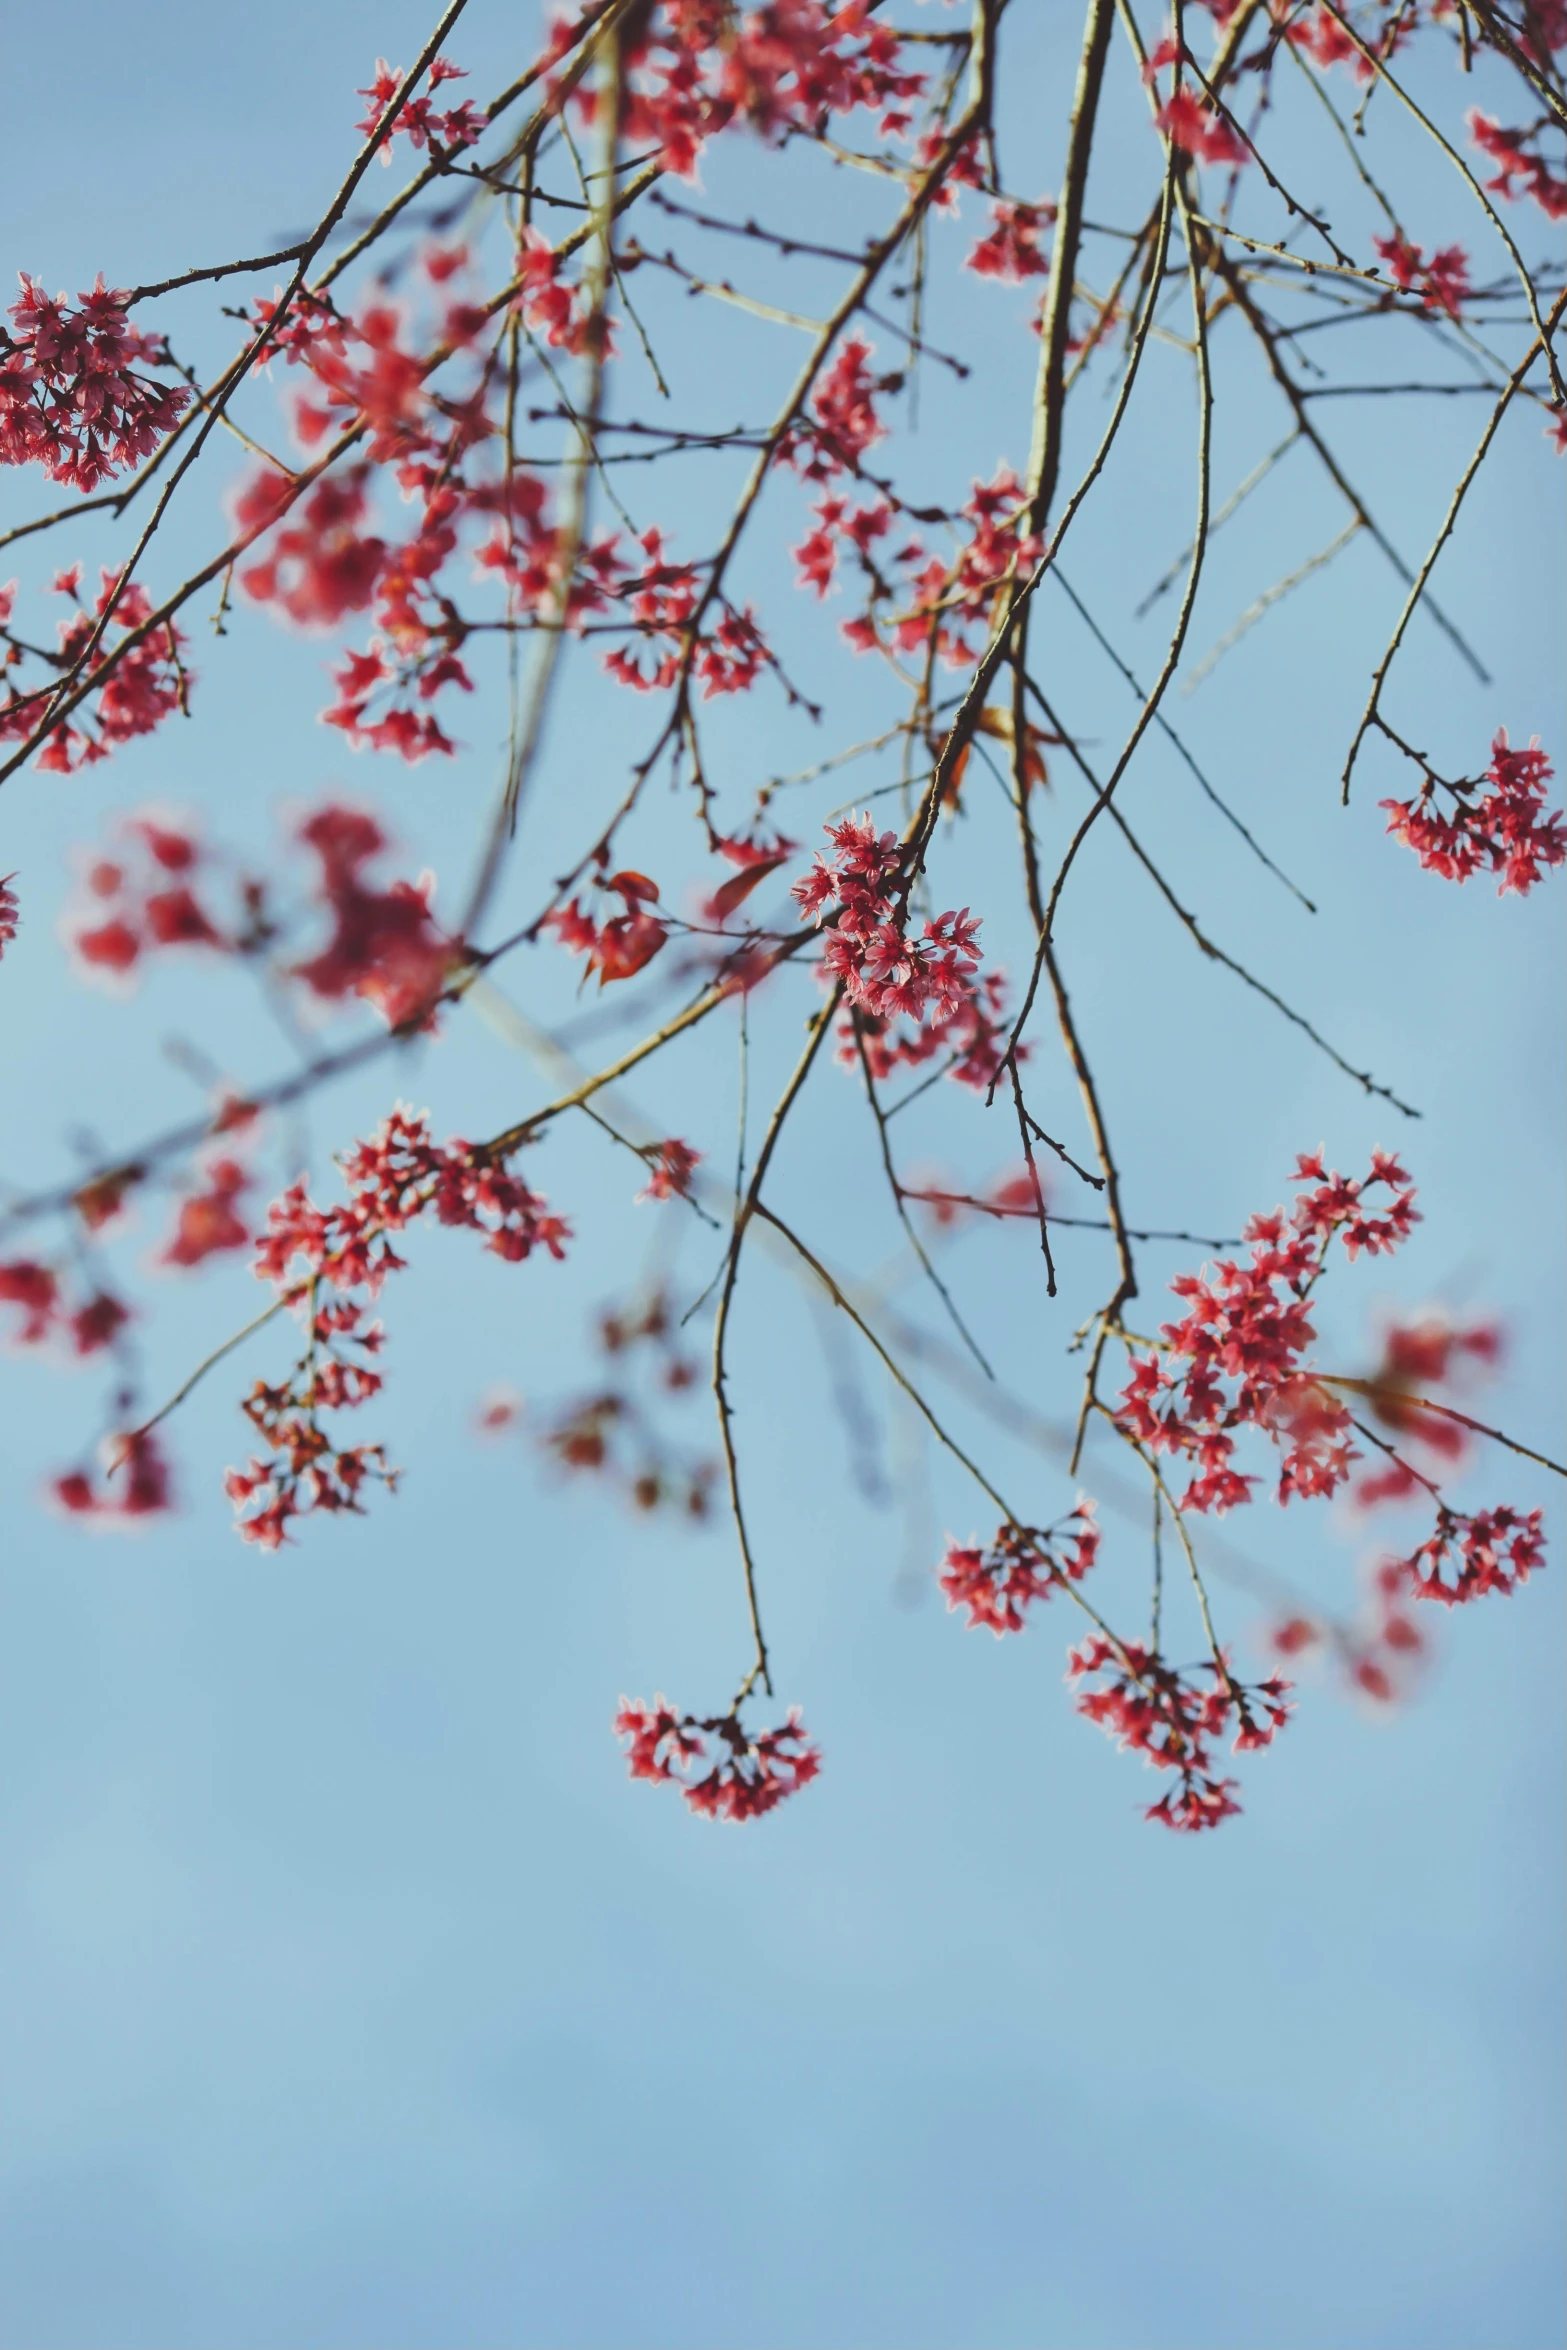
[0,6,1563,2346]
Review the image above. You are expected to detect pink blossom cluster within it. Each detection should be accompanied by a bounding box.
[638,1139,702,1202]
[966,200,1053,284]
[843,470,1045,668]
[0,1257,129,1356]
[231,1107,568,1546]
[54,1431,174,1528]
[69,813,226,978]
[793,813,982,1026]
[545,868,671,986]
[1373,230,1470,318]
[1068,1639,1292,1832]
[615,1696,821,1819]
[597,0,926,184]
[840,965,1020,1093]
[0,873,18,958]
[939,1503,1100,1635]
[0,274,190,492]
[291,805,457,1028]
[161,1157,253,1271]
[1,567,191,775]
[1141,44,1251,166]
[355,54,483,164]
[1395,1503,1546,1606]
[1116,1150,1421,1515]
[1381,731,1565,895]
[1467,107,1567,219]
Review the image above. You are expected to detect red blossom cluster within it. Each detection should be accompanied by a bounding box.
[1381,731,1565,894]
[967,200,1053,283]
[1467,107,1567,219]
[536,1288,714,1516]
[793,813,982,1027]
[1352,1313,1499,1501]
[231,1107,568,1546]
[356,54,483,163]
[1116,1150,1420,1515]
[0,1257,129,1356]
[1287,6,1365,71]
[1067,1639,1291,1831]
[615,1696,821,1819]
[1142,45,1252,169]
[546,867,670,985]
[238,469,388,628]
[53,1431,174,1527]
[160,1157,253,1270]
[939,1503,1100,1635]
[69,812,227,978]
[841,965,1020,1093]
[292,804,457,1026]
[638,1139,702,1202]
[0,872,17,957]
[843,471,1045,668]
[903,1163,1045,1228]
[601,0,926,183]
[2,567,191,775]
[1394,1503,1546,1606]
[1272,1557,1429,1705]
[0,274,189,492]
[1373,231,1470,318]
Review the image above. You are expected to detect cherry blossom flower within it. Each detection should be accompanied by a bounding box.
[1115,1151,1421,1514]
[940,1503,1099,1635]
[1381,731,1565,895]
[615,1696,820,1819]
[1068,1638,1290,1831]
[0,273,190,491]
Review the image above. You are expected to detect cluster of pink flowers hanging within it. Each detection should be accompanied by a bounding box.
[792,813,982,1027]
[0,273,190,492]
[1067,1641,1292,1833]
[939,1503,1101,1636]
[615,1696,821,1820]
[1382,732,1566,895]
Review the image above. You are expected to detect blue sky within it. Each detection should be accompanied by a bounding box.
[0,5,1562,2345]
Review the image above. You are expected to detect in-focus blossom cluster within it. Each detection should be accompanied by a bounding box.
[939,1502,1100,1635]
[2,567,191,775]
[1068,1639,1291,1832]
[355,54,483,162]
[615,1695,820,1819]
[841,965,1020,1094]
[229,1107,568,1547]
[840,470,1045,670]
[1116,1150,1421,1515]
[1381,731,1565,895]
[793,813,983,1028]
[0,274,189,492]
[1393,1503,1546,1606]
